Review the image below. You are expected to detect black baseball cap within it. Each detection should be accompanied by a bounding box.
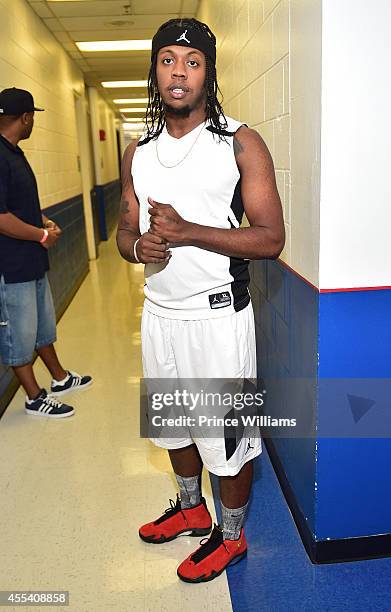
[0,88,44,115]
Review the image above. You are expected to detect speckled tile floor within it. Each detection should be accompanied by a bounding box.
[0,235,233,612]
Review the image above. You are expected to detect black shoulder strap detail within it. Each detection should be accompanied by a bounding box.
[137,135,154,147]
[206,125,235,137]
[206,123,247,137]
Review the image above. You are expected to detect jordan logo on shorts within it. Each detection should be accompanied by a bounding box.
[245,439,254,454]
[176,29,191,44]
[209,292,232,309]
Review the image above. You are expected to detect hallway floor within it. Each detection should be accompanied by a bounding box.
[1,234,390,612]
[0,236,232,612]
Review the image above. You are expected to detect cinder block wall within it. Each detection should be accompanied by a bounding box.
[0,0,84,207]
[198,0,292,267]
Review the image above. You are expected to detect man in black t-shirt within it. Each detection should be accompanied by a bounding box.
[0,88,92,418]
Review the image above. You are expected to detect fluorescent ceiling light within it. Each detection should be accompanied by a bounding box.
[114,98,149,104]
[102,81,148,88]
[76,40,151,52]
[123,123,145,129]
[119,107,146,112]
[122,117,144,122]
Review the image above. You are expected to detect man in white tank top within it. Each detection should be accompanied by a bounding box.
[117,17,285,583]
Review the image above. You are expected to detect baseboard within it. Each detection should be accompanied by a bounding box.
[264,437,391,563]
[0,376,20,418]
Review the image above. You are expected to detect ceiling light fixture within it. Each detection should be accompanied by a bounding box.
[122,117,144,122]
[114,98,149,104]
[76,40,151,52]
[122,122,145,129]
[105,20,134,28]
[119,107,146,113]
[102,81,148,88]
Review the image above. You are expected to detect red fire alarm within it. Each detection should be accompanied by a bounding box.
[99,129,106,141]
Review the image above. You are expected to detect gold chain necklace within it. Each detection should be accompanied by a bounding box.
[155,122,206,168]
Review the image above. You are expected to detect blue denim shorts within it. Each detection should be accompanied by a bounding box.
[0,274,57,366]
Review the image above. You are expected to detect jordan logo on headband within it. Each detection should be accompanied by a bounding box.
[176,29,191,44]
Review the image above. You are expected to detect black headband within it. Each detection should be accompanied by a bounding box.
[151,25,216,64]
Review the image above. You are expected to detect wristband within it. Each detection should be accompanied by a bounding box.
[133,238,141,263]
[40,229,49,244]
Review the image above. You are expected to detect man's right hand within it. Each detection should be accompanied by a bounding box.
[135,231,171,264]
[42,227,60,249]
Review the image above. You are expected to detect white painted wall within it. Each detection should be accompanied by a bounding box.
[88,87,120,187]
[0,0,118,217]
[320,0,391,289]
[198,0,322,287]
[0,0,84,209]
[74,93,96,260]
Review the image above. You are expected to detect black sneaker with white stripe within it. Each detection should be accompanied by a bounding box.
[50,370,92,396]
[25,389,74,418]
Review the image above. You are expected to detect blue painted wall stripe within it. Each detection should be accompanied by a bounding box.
[250,260,319,534]
[94,180,121,242]
[316,289,391,539]
[250,258,391,543]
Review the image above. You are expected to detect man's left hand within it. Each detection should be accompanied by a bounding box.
[44,219,61,236]
[148,197,192,244]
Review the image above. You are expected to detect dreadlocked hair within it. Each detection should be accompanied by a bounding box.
[145,18,227,141]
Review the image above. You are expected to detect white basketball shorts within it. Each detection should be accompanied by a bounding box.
[141,303,262,476]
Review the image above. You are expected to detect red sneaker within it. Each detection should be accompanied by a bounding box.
[139,494,212,544]
[177,524,247,583]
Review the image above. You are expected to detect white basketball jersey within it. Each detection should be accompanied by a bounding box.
[131,116,250,320]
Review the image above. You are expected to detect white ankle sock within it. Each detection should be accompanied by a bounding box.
[53,371,70,385]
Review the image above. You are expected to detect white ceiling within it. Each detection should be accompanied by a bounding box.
[27,0,200,113]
